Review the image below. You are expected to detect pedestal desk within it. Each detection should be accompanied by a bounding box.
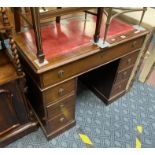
[14,13,149,139]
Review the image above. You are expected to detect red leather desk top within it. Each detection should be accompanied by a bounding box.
[21,15,134,59]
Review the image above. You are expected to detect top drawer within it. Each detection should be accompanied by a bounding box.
[41,35,145,88]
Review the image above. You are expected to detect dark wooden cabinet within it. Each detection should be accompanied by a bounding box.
[0,51,38,147]
[0,79,30,136]
[0,88,20,136]
[0,7,38,146]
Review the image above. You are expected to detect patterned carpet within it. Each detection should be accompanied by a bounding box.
[6,81,155,148]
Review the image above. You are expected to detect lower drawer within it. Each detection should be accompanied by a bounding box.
[110,80,128,97]
[114,67,133,85]
[46,94,76,120]
[46,106,75,134]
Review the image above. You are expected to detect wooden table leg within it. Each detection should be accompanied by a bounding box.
[56,7,62,23]
[103,7,113,43]
[94,7,103,43]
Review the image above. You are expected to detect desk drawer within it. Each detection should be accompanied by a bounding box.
[42,36,145,88]
[46,94,76,120]
[118,51,139,71]
[114,67,133,85]
[110,80,128,97]
[46,106,75,134]
[43,79,76,105]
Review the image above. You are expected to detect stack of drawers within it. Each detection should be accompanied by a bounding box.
[26,74,77,139]
[110,51,139,100]
[43,79,77,138]
[79,35,146,104]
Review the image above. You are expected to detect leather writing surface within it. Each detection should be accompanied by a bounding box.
[21,15,134,59]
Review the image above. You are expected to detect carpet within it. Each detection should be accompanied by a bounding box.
[6,81,155,148]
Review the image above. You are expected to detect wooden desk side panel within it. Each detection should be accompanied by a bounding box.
[126,30,153,90]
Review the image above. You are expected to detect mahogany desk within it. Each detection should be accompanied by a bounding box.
[14,14,149,139]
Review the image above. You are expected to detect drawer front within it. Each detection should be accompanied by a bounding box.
[46,94,76,119]
[42,36,145,88]
[114,67,133,85]
[118,51,139,71]
[43,79,76,105]
[46,107,75,134]
[110,80,128,97]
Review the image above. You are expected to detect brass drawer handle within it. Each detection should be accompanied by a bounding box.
[58,88,64,96]
[123,71,127,76]
[58,70,64,78]
[59,117,65,122]
[60,104,64,108]
[60,104,65,112]
[127,58,131,64]
[131,41,137,48]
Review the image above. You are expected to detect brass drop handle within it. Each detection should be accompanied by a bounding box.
[58,88,64,96]
[58,70,64,78]
[59,117,65,122]
[131,41,137,48]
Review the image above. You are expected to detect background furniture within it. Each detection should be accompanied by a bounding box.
[102,7,147,43]
[0,7,38,147]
